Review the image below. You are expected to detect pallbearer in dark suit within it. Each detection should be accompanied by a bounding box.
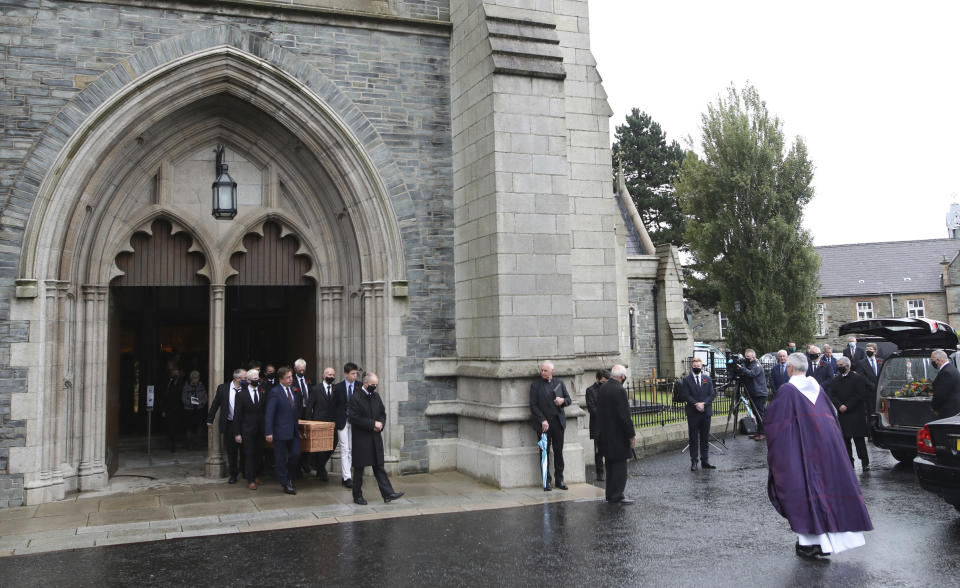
[679,358,716,471]
[234,368,266,490]
[595,364,636,504]
[856,343,881,415]
[293,358,314,476]
[265,366,302,495]
[206,368,245,484]
[309,366,339,481]
[529,360,572,490]
[348,372,403,505]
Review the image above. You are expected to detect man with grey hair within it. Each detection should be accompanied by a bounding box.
[769,350,790,397]
[931,349,960,418]
[766,352,872,558]
[595,365,636,503]
[207,368,246,483]
[830,356,870,469]
[529,360,572,490]
[293,358,314,475]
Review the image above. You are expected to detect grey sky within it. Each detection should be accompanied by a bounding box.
[588,1,960,246]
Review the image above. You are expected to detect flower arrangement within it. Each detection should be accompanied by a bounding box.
[894,379,933,398]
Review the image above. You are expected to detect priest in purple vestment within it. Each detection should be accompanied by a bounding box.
[765,352,873,559]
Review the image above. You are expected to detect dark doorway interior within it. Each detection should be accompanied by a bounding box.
[224,285,317,377]
[108,286,209,474]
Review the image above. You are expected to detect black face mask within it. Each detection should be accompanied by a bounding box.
[265,373,275,380]
[692,367,702,375]
[249,380,260,388]
[367,384,377,393]
[787,346,796,352]
[837,366,847,375]
[325,376,335,385]
[809,353,820,361]
[866,350,875,357]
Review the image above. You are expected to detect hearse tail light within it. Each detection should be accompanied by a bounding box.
[917,425,935,456]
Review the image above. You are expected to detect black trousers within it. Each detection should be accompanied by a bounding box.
[273,436,301,487]
[686,410,711,464]
[593,440,605,476]
[316,428,339,473]
[542,416,565,482]
[352,463,395,500]
[844,436,869,464]
[240,433,264,483]
[221,425,240,477]
[750,394,767,434]
[605,459,627,502]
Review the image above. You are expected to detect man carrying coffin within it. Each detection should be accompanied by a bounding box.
[766,352,873,559]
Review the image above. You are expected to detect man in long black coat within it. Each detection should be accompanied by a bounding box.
[348,372,403,505]
[233,368,266,490]
[931,349,960,419]
[584,369,608,482]
[595,364,636,504]
[830,357,870,469]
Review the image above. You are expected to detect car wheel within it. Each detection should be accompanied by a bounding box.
[890,449,915,462]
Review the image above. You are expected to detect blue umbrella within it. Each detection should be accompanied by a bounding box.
[538,433,549,489]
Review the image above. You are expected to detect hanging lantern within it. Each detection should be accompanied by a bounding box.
[211,144,237,220]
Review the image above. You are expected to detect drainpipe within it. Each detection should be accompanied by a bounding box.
[889,292,895,317]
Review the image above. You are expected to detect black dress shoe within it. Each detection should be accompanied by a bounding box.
[543,484,552,491]
[701,463,716,469]
[353,496,368,505]
[690,463,698,471]
[384,492,405,503]
[282,484,297,495]
[795,541,821,559]
[228,475,238,484]
[342,478,353,489]
[555,481,568,490]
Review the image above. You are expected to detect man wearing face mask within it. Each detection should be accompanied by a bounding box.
[830,357,870,470]
[349,372,404,505]
[595,364,637,504]
[262,364,277,388]
[738,349,768,441]
[843,337,866,373]
[233,368,266,490]
[855,343,881,409]
[786,342,798,354]
[309,366,339,481]
[679,358,716,471]
[930,349,960,419]
[807,345,835,399]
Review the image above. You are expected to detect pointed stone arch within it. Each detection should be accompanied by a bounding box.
[227,220,315,286]
[112,218,210,287]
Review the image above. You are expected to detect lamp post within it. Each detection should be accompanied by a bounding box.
[212,144,237,220]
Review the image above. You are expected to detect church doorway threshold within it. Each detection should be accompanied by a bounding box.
[108,286,209,478]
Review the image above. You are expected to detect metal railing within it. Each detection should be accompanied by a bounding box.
[625,376,736,429]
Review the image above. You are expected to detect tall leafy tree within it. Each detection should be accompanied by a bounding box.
[677,84,820,352]
[612,109,686,247]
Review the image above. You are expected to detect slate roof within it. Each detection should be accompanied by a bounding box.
[614,192,646,255]
[816,238,960,297]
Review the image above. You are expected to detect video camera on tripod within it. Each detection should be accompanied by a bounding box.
[725,353,746,382]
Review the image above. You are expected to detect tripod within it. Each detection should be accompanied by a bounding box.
[722,378,763,441]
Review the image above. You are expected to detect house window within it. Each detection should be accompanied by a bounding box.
[718,311,729,339]
[815,303,826,336]
[856,301,874,320]
[906,299,925,318]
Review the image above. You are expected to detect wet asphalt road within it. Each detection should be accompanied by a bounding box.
[2,437,958,587]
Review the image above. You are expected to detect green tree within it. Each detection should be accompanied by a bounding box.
[677,84,820,352]
[612,109,686,247]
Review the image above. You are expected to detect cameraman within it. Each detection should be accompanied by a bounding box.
[738,348,768,441]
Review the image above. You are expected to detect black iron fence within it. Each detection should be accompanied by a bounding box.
[624,377,735,429]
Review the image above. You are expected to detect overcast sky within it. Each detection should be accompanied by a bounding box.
[587,1,960,246]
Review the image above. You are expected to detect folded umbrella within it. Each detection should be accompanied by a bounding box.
[538,433,549,489]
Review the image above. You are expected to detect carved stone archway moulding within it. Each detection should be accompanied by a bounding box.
[8,28,410,504]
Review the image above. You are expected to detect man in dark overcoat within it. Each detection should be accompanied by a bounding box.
[931,349,960,418]
[348,372,403,505]
[830,357,870,469]
[584,369,608,481]
[595,364,636,504]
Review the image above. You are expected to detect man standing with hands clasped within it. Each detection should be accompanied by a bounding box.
[529,361,572,491]
[679,358,716,471]
[596,365,637,504]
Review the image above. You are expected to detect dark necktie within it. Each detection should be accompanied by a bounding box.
[254,388,259,404]
[285,386,294,408]
[326,384,331,398]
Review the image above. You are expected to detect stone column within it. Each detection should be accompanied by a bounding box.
[205,285,226,478]
[78,285,108,491]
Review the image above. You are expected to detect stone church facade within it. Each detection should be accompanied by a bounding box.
[0,0,687,507]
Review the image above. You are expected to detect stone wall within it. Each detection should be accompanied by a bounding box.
[0,0,455,503]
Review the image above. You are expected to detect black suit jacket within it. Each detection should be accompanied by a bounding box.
[932,362,960,418]
[769,362,790,394]
[332,379,360,430]
[265,384,302,440]
[831,371,869,437]
[293,373,314,420]
[844,346,867,371]
[595,379,635,461]
[309,380,338,422]
[348,388,386,468]
[856,356,881,410]
[585,381,602,439]
[529,378,571,432]
[233,385,266,439]
[206,382,238,433]
[679,372,715,417]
